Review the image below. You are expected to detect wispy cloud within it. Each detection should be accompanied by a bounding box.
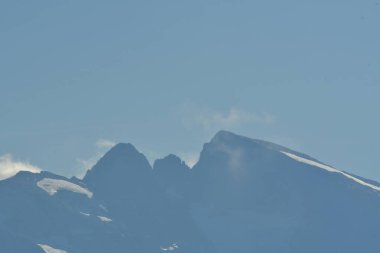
[76,139,115,178]
[77,152,104,172]
[0,154,41,180]
[178,152,199,168]
[181,105,275,131]
[96,139,116,149]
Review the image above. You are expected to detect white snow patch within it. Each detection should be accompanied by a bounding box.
[38,244,68,253]
[97,215,112,222]
[161,243,179,251]
[281,151,380,192]
[37,178,93,198]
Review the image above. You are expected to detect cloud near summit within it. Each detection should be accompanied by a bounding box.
[76,139,116,179]
[0,154,41,180]
[96,139,116,149]
[181,106,275,131]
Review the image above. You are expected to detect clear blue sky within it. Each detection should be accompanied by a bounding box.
[1,0,379,180]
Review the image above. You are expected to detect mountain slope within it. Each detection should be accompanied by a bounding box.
[189,131,380,253]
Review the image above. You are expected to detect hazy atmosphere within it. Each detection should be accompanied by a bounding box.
[1,0,379,180]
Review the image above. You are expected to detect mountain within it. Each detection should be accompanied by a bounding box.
[83,143,211,253]
[1,130,380,252]
[153,154,190,200]
[189,131,380,252]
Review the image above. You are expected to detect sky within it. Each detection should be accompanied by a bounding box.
[0,0,379,180]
